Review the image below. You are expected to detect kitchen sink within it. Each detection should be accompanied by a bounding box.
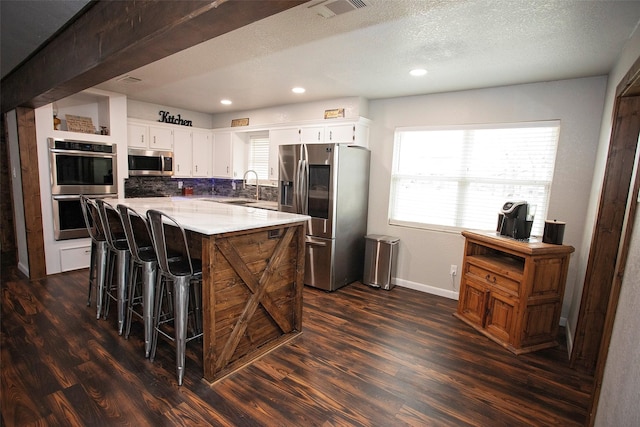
[200,197,278,210]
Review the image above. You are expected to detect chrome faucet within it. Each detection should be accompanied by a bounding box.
[242,169,260,200]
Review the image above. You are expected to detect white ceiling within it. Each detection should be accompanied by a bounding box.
[0,0,90,79]
[3,1,640,115]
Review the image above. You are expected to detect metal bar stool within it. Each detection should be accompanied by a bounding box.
[97,199,131,335]
[146,209,203,386]
[117,204,160,358]
[82,197,110,319]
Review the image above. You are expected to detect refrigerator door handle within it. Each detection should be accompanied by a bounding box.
[300,158,308,215]
[295,158,303,214]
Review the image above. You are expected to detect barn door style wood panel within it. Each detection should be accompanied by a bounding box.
[201,222,305,382]
[455,231,574,354]
[571,95,640,375]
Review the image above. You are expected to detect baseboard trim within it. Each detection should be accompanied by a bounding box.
[394,278,459,300]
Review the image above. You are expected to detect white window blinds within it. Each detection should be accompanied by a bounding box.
[248,134,270,183]
[389,121,560,236]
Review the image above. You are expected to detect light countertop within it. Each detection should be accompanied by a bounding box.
[104,197,308,235]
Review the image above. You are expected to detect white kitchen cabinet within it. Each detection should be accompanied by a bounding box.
[59,244,92,272]
[297,120,370,147]
[213,131,232,178]
[172,128,192,177]
[299,126,324,143]
[127,122,148,148]
[268,127,299,180]
[326,123,360,143]
[192,130,212,177]
[212,131,246,179]
[149,126,173,150]
[127,121,174,150]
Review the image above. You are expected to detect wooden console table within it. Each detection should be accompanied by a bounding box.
[454,230,574,354]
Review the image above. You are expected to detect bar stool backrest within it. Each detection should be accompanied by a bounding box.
[146,209,193,279]
[82,196,106,242]
[97,199,127,251]
[117,204,153,264]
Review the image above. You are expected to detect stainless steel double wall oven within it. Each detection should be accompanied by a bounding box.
[48,138,118,240]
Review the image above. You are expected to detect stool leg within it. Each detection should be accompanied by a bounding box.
[192,280,203,335]
[142,261,157,358]
[95,244,108,320]
[124,259,138,340]
[149,273,165,363]
[173,276,190,386]
[88,240,96,306]
[116,250,131,335]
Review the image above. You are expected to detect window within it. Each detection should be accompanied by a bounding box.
[247,133,269,184]
[389,121,560,236]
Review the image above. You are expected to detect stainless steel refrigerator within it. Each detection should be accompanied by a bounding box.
[279,143,370,291]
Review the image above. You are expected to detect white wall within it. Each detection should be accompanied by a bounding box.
[593,27,640,427]
[210,96,368,128]
[128,99,214,129]
[367,77,607,312]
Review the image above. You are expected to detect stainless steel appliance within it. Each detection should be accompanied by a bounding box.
[279,143,370,291]
[51,194,111,240]
[48,138,118,240]
[49,138,117,195]
[127,148,173,176]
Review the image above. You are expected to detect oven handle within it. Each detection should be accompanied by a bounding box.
[50,148,116,157]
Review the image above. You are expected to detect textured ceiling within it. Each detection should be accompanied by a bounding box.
[0,0,90,79]
[3,1,640,115]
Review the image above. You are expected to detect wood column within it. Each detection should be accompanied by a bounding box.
[15,108,46,279]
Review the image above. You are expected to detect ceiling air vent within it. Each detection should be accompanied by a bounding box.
[310,0,369,19]
[116,75,142,84]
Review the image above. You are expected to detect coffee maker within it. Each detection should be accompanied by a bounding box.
[498,201,533,240]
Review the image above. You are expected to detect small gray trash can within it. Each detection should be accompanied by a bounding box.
[363,234,399,290]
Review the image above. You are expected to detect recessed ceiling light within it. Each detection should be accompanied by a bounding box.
[292,87,306,94]
[220,99,232,105]
[409,68,428,77]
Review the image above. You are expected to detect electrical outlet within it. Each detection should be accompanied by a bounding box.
[450,264,458,276]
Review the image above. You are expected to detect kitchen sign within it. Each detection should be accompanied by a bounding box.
[158,110,193,127]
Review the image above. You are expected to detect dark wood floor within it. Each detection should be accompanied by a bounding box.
[1,263,593,426]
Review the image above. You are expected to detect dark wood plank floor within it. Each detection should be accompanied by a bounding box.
[1,263,593,426]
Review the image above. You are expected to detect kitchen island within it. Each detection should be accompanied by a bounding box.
[104,197,308,383]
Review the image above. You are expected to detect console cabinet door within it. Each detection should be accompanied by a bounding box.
[485,290,517,344]
[458,279,487,327]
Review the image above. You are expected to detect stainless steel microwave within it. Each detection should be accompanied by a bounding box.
[127,148,173,176]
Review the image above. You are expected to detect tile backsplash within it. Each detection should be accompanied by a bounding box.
[124,176,278,201]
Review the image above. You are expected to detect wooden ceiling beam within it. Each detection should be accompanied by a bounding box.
[1,0,307,113]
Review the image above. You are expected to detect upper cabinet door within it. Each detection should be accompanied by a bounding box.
[172,128,192,177]
[325,124,355,143]
[128,123,148,148]
[192,131,212,177]
[299,126,324,143]
[212,131,233,178]
[149,126,173,150]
